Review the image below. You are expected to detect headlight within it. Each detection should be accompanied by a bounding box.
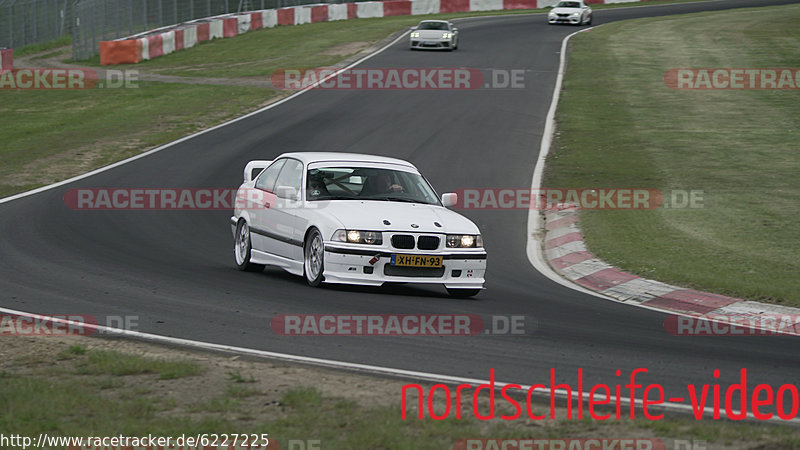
[411,31,420,38]
[332,229,383,245]
[442,32,452,39]
[571,12,580,17]
[446,234,482,248]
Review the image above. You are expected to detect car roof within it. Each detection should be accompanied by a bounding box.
[418,20,449,23]
[276,152,418,169]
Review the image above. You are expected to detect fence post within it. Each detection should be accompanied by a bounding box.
[7,4,12,48]
[32,0,37,46]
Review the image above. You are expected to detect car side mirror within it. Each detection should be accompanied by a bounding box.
[441,193,457,207]
[452,27,458,32]
[276,186,300,201]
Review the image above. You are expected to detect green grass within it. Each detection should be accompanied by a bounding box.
[75,349,203,379]
[227,370,257,383]
[12,35,73,57]
[545,4,800,306]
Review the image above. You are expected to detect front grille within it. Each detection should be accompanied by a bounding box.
[391,234,415,249]
[557,13,570,17]
[417,236,440,250]
[384,265,445,278]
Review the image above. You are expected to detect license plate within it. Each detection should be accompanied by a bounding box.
[390,254,443,268]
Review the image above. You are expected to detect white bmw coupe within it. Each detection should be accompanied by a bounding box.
[231,153,486,297]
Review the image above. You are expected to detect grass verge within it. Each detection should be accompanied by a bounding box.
[545,3,800,306]
[2,336,799,449]
[11,35,72,58]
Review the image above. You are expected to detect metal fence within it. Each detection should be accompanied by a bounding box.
[1,0,362,61]
[0,0,72,49]
[70,0,347,61]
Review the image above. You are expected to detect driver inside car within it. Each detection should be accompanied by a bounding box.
[363,172,404,195]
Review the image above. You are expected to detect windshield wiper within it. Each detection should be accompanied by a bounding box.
[312,195,358,201]
[378,196,429,204]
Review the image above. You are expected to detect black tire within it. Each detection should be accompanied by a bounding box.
[446,288,481,298]
[303,228,325,287]
[586,15,592,25]
[234,220,264,272]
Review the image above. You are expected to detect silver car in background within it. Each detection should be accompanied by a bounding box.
[548,0,592,25]
[409,20,459,51]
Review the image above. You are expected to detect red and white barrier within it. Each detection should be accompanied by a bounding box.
[262,9,278,27]
[295,6,312,24]
[100,0,640,65]
[0,48,13,72]
[328,4,349,20]
[357,2,384,18]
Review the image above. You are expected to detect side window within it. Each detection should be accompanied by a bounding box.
[255,159,286,193]
[274,159,303,199]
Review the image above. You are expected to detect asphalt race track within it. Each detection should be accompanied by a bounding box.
[2,0,798,414]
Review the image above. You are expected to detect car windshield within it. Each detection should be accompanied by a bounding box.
[306,166,440,205]
[418,22,448,30]
[556,1,580,7]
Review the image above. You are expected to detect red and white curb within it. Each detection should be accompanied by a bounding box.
[543,203,800,335]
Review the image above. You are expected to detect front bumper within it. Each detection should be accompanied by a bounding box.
[548,15,581,24]
[410,38,453,50]
[323,244,486,289]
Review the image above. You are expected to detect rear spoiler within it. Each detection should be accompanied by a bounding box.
[243,160,272,182]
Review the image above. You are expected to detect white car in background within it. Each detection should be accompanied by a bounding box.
[409,20,459,51]
[548,0,592,25]
[231,153,486,297]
